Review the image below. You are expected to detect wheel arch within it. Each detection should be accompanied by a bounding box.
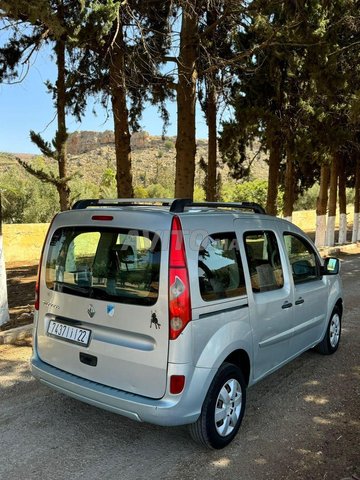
[335,298,343,317]
[223,349,251,386]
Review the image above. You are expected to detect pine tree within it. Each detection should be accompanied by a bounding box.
[68,0,173,198]
[0,0,86,210]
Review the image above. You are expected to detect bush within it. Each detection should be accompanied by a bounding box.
[133,186,148,198]
[193,185,205,201]
[164,140,174,151]
[220,179,283,214]
[146,184,173,198]
[0,167,58,223]
[294,185,319,211]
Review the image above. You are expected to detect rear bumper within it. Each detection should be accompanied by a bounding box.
[31,351,215,427]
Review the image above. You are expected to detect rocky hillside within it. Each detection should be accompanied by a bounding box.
[67,130,152,155]
[0,131,268,190]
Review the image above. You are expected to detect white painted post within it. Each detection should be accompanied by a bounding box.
[338,213,347,245]
[352,213,359,243]
[326,216,336,247]
[315,214,327,248]
[0,192,9,326]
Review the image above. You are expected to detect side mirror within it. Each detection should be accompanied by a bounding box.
[322,257,340,275]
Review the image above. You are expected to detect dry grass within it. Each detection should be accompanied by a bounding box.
[2,207,356,262]
[292,207,355,233]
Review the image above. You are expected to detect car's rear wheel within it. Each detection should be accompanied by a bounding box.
[188,362,246,449]
[316,305,342,355]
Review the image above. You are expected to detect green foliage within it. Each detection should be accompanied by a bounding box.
[70,179,100,205]
[164,140,174,151]
[219,0,360,214]
[294,185,356,212]
[193,185,205,202]
[30,131,56,160]
[220,180,283,214]
[98,167,116,198]
[132,184,173,199]
[0,167,58,223]
[146,184,172,199]
[2,1,359,215]
[133,186,148,198]
[294,185,319,211]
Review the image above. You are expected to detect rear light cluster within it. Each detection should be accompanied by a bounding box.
[168,216,192,340]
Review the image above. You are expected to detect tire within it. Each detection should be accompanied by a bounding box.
[315,305,342,355]
[188,362,246,449]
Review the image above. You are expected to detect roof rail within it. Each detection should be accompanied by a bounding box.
[71,198,266,214]
[169,199,266,214]
[72,198,174,210]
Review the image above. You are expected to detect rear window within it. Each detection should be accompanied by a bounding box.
[45,227,161,306]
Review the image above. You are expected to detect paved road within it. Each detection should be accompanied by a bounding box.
[1,252,359,480]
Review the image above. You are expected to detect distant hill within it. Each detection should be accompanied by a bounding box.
[0,132,268,189]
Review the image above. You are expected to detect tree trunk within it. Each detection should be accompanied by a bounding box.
[283,144,295,222]
[338,160,347,244]
[55,39,70,211]
[175,5,198,199]
[315,164,330,247]
[266,137,281,216]
[352,158,360,243]
[326,155,338,247]
[206,79,217,201]
[204,8,217,202]
[110,22,133,198]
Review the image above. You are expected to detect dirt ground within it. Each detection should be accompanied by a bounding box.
[0,251,359,479]
[1,260,38,330]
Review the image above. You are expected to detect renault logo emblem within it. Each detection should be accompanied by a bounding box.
[87,304,96,318]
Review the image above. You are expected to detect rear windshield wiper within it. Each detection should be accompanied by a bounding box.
[54,282,91,297]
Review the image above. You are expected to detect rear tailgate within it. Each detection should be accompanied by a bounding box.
[36,209,171,399]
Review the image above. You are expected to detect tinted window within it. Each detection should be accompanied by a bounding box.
[284,233,320,284]
[244,231,284,292]
[198,233,246,301]
[46,227,161,306]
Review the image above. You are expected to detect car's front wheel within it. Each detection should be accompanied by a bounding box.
[188,362,246,449]
[316,305,342,355]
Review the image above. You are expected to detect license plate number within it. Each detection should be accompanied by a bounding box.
[47,320,91,346]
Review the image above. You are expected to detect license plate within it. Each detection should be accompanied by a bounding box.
[47,320,91,347]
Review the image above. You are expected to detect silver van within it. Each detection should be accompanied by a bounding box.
[31,199,343,449]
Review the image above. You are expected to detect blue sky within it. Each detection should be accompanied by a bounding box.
[0,47,209,154]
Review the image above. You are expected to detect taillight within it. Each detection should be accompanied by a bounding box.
[169,216,191,340]
[170,375,185,394]
[35,215,57,311]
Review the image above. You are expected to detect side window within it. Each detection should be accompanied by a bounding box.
[284,233,320,284]
[244,231,284,293]
[198,232,246,301]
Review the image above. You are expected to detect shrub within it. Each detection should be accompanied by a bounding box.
[164,140,174,151]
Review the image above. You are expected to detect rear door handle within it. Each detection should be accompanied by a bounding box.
[79,352,98,367]
[282,302,293,309]
[295,298,304,305]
